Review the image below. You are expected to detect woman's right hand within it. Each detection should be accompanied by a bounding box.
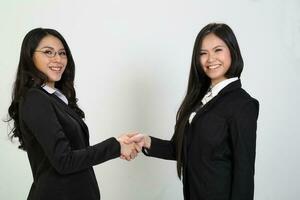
[117,133,143,161]
[128,133,151,149]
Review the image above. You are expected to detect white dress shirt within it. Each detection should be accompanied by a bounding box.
[189,77,238,124]
[42,84,69,105]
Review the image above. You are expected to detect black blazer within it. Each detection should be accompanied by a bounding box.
[144,80,259,200]
[19,87,120,200]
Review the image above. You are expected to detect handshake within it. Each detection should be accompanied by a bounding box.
[116,133,151,161]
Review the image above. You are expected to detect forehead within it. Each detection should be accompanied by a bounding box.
[36,35,64,49]
[201,33,227,49]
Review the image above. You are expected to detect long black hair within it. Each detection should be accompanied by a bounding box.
[173,23,244,178]
[7,28,84,150]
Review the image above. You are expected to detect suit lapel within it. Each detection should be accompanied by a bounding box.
[191,80,242,124]
[49,94,90,143]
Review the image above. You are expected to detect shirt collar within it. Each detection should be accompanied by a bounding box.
[210,77,239,97]
[42,84,57,94]
[41,84,69,105]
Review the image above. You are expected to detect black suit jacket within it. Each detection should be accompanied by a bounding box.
[19,87,120,200]
[144,80,259,200]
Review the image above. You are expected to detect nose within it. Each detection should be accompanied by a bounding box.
[207,53,215,62]
[52,52,62,62]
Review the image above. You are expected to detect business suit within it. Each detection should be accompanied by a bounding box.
[19,87,120,200]
[144,80,259,200]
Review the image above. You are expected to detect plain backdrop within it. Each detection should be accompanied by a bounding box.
[0,0,299,199]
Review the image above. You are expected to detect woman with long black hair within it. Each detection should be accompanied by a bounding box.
[7,28,140,200]
[130,23,259,200]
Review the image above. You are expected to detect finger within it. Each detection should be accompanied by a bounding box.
[118,135,129,142]
[130,151,137,160]
[128,134,144,143]
[120,153,128,160]
[134,143,142,152]
[126,132,139,138]
[126,156,131,161]
[137,140,145,149]
[123,139,131,144]
[133,149,138,157]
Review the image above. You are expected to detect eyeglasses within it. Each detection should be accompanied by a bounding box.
[35,49,67,58]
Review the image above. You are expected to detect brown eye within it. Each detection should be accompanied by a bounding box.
[58,51,67,57]
[44,50,54,56]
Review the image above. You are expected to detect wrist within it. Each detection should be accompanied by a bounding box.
[144,135,151,149]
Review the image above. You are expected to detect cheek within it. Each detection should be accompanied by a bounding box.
[61,61,68,73]
[63,60,68,71]
[222,51,231,68]
[200,56,206,67]
[63,59,68,67]
[225,55,232,68]
[33,56,45,71]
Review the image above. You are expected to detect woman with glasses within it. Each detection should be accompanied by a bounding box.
[129,23,259,200]
[7,28,141,200]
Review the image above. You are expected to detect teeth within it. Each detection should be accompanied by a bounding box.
[49,67,62,71]
[208,64,220,69]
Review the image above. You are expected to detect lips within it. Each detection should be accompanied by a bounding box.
[49,66,63,72]
[207,64,221,69]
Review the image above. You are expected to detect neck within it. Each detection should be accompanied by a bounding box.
[46,82,55,89]
[211,78,227,87]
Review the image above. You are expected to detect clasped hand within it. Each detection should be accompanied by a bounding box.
[116,133,149,161]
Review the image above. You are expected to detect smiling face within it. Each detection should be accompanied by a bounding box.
[33,35,67,88]
[199,33,232,86]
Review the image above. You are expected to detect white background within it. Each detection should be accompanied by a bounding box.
[0,0,299,199]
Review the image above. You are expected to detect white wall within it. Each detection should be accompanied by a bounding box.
[0,0,299,199]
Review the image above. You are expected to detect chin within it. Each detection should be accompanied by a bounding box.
[49,77,62,82]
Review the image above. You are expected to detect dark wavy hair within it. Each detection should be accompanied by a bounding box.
[173,23,244,178]
[7,28,85,150]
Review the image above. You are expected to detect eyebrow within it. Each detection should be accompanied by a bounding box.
[40,46,65,50]
[200,45,225,51]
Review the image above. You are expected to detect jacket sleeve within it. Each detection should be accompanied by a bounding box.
[20,89,120,175]
[142,136,176,160]
[229,99,259,200]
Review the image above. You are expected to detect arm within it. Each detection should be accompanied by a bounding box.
[229,99,259,200]
[21,89,121,175]
[130,134,177,160]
